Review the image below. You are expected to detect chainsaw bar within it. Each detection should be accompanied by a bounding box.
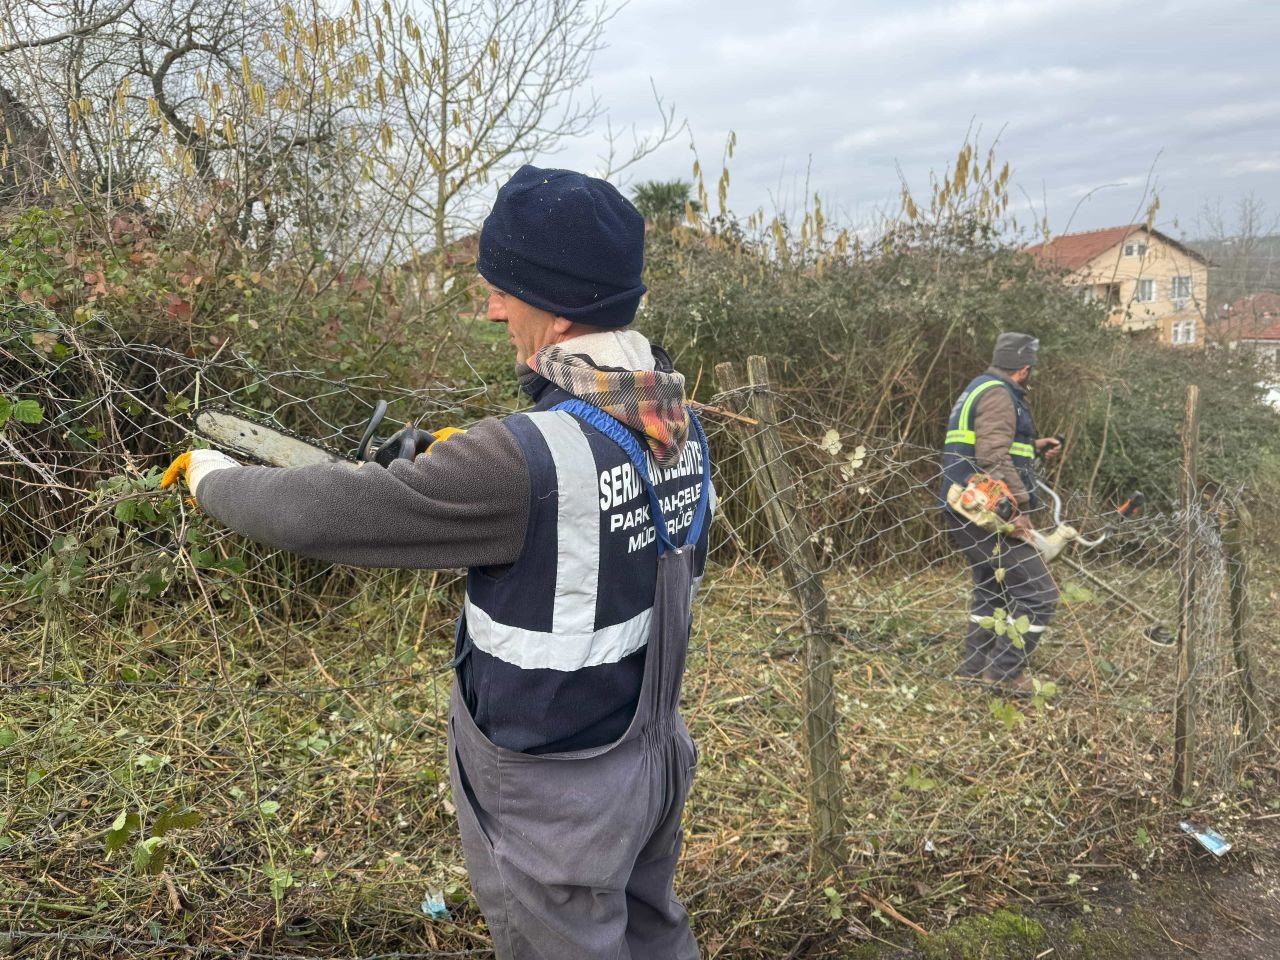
[192,406,353,467]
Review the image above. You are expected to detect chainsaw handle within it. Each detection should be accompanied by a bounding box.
[357,399,389,462]
[373,425,435,466]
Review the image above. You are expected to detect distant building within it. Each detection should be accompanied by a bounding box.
[1025,225,1210,345]
[400,232,481,303]
[1213,292,1280,368]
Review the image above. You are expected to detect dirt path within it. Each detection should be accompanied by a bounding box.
[837,817,1280,959]
[1061,818,1280,960]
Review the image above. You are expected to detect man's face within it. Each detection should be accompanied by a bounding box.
[484,282,564,365]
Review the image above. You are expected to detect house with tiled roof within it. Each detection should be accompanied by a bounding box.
[1025,225,1210,345]
[1213,292,1280,369]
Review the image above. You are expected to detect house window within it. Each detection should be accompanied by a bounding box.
[1135,278,1155,303]
[1171,319,1196,344]
[1171,276,1192,302]
[1124,242,1149,257]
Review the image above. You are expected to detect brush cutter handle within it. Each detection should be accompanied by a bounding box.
[1036,479,1065,527]
[1035,479,1107,550]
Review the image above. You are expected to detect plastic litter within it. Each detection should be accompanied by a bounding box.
[420,889,450,919]
[1178,820,1231,856]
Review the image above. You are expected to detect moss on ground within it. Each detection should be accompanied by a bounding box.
[889,899,1178,960]
[916,908,1044,960]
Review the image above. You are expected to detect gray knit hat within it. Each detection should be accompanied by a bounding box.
[992,332,1039,370]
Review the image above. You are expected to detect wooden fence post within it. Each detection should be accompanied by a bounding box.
[1222,499,1265,753]
[1173,384,1199,799]
[714,356,845,883]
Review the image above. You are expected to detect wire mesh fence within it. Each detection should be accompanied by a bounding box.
[1,312,1274,958]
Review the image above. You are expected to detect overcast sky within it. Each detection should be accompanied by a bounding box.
[546,0,1280,241]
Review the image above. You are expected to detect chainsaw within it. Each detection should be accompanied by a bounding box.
[192,399,438,468]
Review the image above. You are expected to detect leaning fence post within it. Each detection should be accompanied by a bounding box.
[1173,384,1199,799]
[714,356,845,882]
[1222,497,1265,753]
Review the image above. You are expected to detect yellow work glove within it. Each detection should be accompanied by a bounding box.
[429,427,465,446]
[160,449,240,501]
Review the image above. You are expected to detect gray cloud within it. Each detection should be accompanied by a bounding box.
[542,0,1280,239]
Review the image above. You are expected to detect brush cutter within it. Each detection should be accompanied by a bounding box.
[1027,480,1146,561]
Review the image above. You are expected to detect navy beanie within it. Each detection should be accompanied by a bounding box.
[477,164,646,328]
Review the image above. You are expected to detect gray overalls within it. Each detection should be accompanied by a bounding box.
[447,401,707,960]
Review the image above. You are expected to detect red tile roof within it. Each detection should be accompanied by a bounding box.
[1025,225,1142,270]
[1217,292,1280,340]
[1024,225,1210,272]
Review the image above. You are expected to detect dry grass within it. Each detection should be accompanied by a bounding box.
[3,543,1275,959]
[3,316,1276,958]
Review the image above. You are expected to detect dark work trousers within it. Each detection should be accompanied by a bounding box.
[447,545,701,960]
[945,511,1059,679]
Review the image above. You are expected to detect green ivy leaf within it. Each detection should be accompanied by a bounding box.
[215,556,247,575]
[11,399,43,424]
[0,397,10,428]
[264,865,295,901]
[133,836,168,875]
[902,766,939,791]
[258,800,281,818]
[989,698,1025,732]
[105,809,140,854]
[153,807,202,837]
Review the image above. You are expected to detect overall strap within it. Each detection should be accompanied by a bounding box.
[551,399,710,555]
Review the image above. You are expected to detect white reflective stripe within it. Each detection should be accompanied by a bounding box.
[528,411,601,639]
[969,613,1045,634]
[465,596,651,671]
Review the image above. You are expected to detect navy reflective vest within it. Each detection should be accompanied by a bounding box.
[454,382,713,754]
[941,372,1037,508]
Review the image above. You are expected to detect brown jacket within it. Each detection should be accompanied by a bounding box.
[971,367,1031,508]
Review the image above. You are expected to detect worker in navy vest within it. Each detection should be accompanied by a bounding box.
[941,333,1061,698]
[162,165,712,959]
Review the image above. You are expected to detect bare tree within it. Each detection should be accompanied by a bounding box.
[1195,193,1280,314]
[367,0,680,277]
[0,0,680,277]
[0,0,384,260]
[0,84,54,203]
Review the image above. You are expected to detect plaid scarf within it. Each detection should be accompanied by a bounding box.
[529,343,690,467]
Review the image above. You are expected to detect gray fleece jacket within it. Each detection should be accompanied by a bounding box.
[197,418,529,568]
[195,330,682,571]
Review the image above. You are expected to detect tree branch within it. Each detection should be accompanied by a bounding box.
[0,0,137,55]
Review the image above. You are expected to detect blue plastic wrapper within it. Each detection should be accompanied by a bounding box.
[1178,820,1231,856]
[420,890,450,919]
